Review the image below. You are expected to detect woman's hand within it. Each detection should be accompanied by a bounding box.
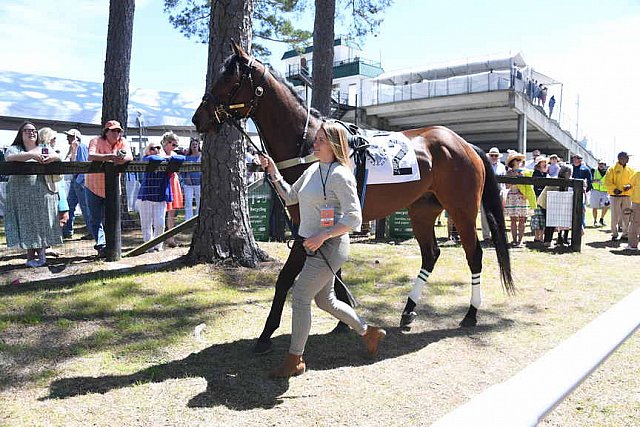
[258,154,276,176]
[303,233,328,253]
[42,152,61,163]
[59,211,69,227]
[32,151,46,163]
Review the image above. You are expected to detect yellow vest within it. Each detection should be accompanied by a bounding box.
[592,168,608,192]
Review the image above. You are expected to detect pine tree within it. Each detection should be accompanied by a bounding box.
[187,0,268,266]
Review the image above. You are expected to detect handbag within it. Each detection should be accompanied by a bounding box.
[45,174,63,192]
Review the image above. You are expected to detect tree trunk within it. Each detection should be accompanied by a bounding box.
[188,0,267,267]
[311,0,336,116]
[103,0,135,225]
[102,0,134,127]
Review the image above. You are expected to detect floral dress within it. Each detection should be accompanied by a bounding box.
[504,168,529,217]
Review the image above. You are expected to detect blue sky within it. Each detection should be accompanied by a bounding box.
[1,0,639,163]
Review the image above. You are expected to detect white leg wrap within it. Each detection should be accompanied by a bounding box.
[408,269,431,303]
[471,273,482,308]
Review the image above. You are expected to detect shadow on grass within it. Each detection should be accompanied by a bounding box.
[43,307,513,411]
[0,256,192,296]
[610,248,640,256]
[586,240,621,249]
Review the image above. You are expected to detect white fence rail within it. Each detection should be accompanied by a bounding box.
[433,287,640,427]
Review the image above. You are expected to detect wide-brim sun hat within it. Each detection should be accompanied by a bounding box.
[535,155,549,166]
[506,152,526,166]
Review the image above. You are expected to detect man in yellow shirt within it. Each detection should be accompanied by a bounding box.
[627,170,640,249]
[604,151,635,241]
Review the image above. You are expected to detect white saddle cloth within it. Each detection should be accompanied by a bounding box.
[351,131,421,185]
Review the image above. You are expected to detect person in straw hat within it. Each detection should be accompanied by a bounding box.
[504,152,531,246]
[480,147,506,244]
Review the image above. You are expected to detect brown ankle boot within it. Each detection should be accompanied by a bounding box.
[269,353,306,378]
[362,326,386,358]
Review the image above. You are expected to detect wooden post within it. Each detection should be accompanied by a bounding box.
[375,218,387,240]
[104,163,121,261]
[571,179,584,252]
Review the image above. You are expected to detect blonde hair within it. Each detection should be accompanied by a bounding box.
[320,121,350,167]
[143,141,159,156]
[161,131,179,146]
[38,127,56,146]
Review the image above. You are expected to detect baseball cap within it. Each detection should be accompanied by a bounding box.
[617,151,630,158]
[63,128,81,139]
[104,120,123,131]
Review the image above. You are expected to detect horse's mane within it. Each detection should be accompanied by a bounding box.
[221,54,322,120]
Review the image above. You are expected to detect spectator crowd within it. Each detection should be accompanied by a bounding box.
[1,121,638,269]
[0,120,204,267]
[477,147,638,250]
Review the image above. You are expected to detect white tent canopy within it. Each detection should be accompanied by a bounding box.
[373,52,559,86]
[0,70,201,130]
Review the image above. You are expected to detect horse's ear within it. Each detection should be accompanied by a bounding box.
[230,39,245,57]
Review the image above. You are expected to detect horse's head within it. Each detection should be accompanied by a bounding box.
[192,41,268,133]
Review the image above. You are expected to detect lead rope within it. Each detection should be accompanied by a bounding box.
[230,119,358,308]
[301,94,312,145]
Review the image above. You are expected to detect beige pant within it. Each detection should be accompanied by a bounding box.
[610,196,631,238]
[628,202,640,248]
[289,234,367,355]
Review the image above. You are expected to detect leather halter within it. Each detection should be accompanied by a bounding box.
[202,57,269,125]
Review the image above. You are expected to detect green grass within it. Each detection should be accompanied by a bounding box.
[0,215,638,426]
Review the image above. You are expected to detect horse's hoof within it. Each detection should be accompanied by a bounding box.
[459,315,477,328]
[400,311,417,332]
[252,339,273,355]
[329,322,351,335]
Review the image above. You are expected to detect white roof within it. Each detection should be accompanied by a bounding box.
[374,52,559,86]
[0,70,200,129]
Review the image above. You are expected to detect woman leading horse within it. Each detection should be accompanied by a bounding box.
[192,42,514,355]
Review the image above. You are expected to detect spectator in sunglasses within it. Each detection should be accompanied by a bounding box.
[4,122,62,267]
[137,141,185,251]
[161,132,184,247]
[85,120,132,258]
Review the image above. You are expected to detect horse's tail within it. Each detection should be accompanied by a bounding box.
[472,145,515,295]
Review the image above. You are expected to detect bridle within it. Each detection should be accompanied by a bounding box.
[200,54,317,170]
[201,56,269,126]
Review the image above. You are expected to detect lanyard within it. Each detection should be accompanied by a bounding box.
[318,162,335,201]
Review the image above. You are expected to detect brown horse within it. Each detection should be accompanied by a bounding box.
[192,42,514,354]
